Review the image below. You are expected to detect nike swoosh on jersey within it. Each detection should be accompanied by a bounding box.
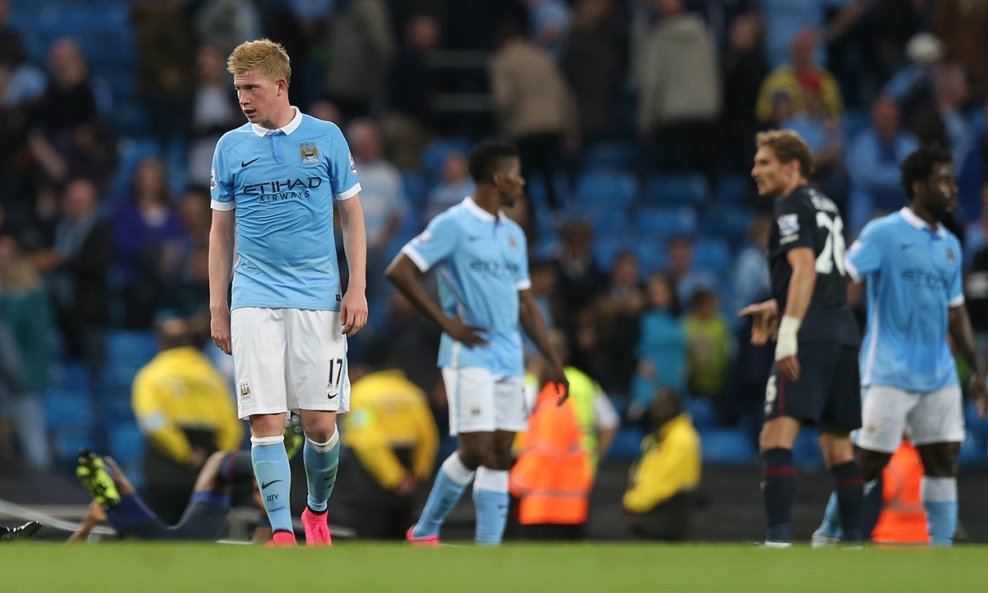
[241,157,261,168]
[261,479,283,489]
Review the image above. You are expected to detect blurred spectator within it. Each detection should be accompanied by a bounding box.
[35,39,98,138]
[636,0,721,174]
[0,34,45,109]
[324,0,395,118]
[780,90,845,194]
[33,179,112,365]
[588,251,644,395]
[683,289,731,399]
[0,232,53,470]
[512,330,619,540]
[132,316,242,524]
[522,0,572,59]
[193,0,261,55]
[758,0,865,70]
[490,23,578,213]
[178,189,212,247]
[718,11,769,173]
[845,96,918,233]
[337,361,438,539]
[909,63,972,166]
[523,259,561,357]
[555,220,606,325]
[957,101,988,222]
[561,0,625,145]
[963,183,988,268]
[631,273,687,421]
[27,121,119,193]
[348,118,410,303]
[425,151,475,220]
[882,33,945,123]
[308,99,344,125]
[966,243,988,366]
[934,0,988,103]
[186,45,241,190]
[113,158,187,328]
[731,213,772,312]
[623,388,700,540]
[665,235,717,308]
[130,1,196,150]
[755,29,842,125]
[387,13,442,133]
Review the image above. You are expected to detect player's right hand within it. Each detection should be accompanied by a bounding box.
[739,300,779,346]
[443,316,488,348]
[210,308,232,355]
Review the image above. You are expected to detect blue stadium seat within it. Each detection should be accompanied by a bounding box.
[685,396,717,427]
[635,206,698,239]
[589,209,631,237]
[703,206,753,245]
[593,236,631,270]
[44,389,94,431]
[959,430,987,467]
[109,423,146,490]
[108,137,161,202]
[714,175,750,204]
[581,142,640,172]
[420,138,472,184]
[105,330,158,389]
[843,108,870,141]
[401,171,427,209]
[635,239,669,277]
[692,237,732,274]
[792,428,825,469]
[53,362,91,390]
[643,173,709,207]
[699,427,756,464]
[576,171,637,211]
[607,426,645,461]
[52,430,96,470]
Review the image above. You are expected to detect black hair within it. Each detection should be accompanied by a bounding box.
[468,140,518,185]
[900,144,952,200]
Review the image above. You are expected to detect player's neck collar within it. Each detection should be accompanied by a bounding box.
[463,196,504,222]
[251,106,302,137]
[899,206,945,237]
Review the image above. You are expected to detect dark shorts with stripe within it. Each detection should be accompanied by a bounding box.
[764,341,861,432]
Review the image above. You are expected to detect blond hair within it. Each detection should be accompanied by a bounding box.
[227,39,291,85]
[755,129,814,178]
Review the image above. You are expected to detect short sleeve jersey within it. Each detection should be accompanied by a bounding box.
[768,185,859,346]
[844,207,963,392]
[401,197,531,377]
[210,109,361,311]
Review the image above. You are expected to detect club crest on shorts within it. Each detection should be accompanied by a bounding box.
[300,142,319,165]
[239,382,252,401]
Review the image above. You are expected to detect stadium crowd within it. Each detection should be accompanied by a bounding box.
[2,0,988,541]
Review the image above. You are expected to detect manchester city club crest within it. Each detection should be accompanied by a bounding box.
[300,142,319,165]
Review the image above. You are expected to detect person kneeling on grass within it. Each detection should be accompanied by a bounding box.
[69,427,303,543]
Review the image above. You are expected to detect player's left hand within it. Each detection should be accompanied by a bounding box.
[777,355,800,382]
[970,372,988,419]
[340,290,368,336]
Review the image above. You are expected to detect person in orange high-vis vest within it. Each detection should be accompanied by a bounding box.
[509,379,593,538]
[871,439,929,545]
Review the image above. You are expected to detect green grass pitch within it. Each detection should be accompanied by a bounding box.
[3,542,986,593]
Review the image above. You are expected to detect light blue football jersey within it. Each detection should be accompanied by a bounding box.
[845,207,964,392]
[402,197,531,377]
[210,108,361,311]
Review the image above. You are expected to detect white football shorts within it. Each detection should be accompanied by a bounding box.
[441,366,527,435]
[856,384,964,453]
[232,307,350,419]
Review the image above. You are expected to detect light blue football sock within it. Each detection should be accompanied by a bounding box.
[816,491,844,539]
[413,452,474,538]
[922,477,957,546]
[473,467,509,545]
[303,429,340,513]
[251,435,293,533]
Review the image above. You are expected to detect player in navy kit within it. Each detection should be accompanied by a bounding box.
[742,130,864,546]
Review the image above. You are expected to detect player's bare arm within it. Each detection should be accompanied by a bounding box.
[338,195,369,336]
[777,246,817,382]
[207,208,235,355]
[519,289,569,403]
[739,298,779,346]
[948,305,988,417]
[385,253,488,346]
